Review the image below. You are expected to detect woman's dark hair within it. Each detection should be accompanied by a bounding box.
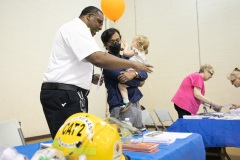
[101,28,122,46]
[80,6,103,17]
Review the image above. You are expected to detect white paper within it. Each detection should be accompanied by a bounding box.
[161,132,192,139]
[142,131,192,145]
[210,112,224,116]
[40,143,52,149]
[223,103,232,107]
[183,115,202,119]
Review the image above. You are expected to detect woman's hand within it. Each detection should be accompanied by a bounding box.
[230,104,240,110]
[212,104,223,112]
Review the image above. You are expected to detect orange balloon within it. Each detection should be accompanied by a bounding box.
[101,0,125,22]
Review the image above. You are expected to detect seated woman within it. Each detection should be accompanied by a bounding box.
[227,67,240,109]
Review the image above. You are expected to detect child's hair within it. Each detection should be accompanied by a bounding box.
[134,35,149,54]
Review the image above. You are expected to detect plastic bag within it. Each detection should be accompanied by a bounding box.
[0,147,28,160]
[31,147,65,160]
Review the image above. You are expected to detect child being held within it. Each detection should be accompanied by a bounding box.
[119,35,149,112]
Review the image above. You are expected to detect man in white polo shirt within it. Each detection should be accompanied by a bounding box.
[40,6,153,139]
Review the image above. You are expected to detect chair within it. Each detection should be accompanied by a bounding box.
[141,110,159,131]
[153,108,174,131]
[0,119,26,147]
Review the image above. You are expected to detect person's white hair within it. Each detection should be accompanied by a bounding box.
[227,67,240,81]
[199,64,214,74]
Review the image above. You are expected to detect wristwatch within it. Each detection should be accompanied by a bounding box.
[134,71,139,78]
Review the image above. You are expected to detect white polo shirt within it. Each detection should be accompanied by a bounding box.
[43,18,101,90]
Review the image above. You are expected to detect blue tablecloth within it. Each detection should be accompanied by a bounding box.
[124,133,205,160]
[15,133,205,160]
[167,119,240,148]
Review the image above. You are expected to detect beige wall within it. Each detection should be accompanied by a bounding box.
[0,0,240,138]
[0,0,107,137]
[114,0,240,123]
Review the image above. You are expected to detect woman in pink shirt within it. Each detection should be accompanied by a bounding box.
[172,64,222,118]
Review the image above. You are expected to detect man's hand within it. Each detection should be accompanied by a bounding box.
[118,71,135,83]
[92,74,104,85]
[131,61,153,73]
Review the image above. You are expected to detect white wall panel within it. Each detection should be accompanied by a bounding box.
[114,0,240,120]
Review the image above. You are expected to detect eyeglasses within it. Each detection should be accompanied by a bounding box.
[230,79,237,84]
[107,39,121,46]
[207,70,213,76]
[91,14,103,25]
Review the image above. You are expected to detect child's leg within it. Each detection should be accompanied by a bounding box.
[118,83,129,103]
[118,83,132,112]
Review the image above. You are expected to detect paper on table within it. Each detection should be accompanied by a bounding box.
[223,103,232,107]
[183,115,202,119]
[210,112,224,116]
[142,131,192,145]
[230,108,240,114]
[161,132,192,139]
[40,143,52,149]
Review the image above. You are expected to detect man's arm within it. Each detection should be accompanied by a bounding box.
[86,51,153,73]
[118,70,147,82]
[103,69,123,81]
[103,69,142,87]
[118,71,148,87]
